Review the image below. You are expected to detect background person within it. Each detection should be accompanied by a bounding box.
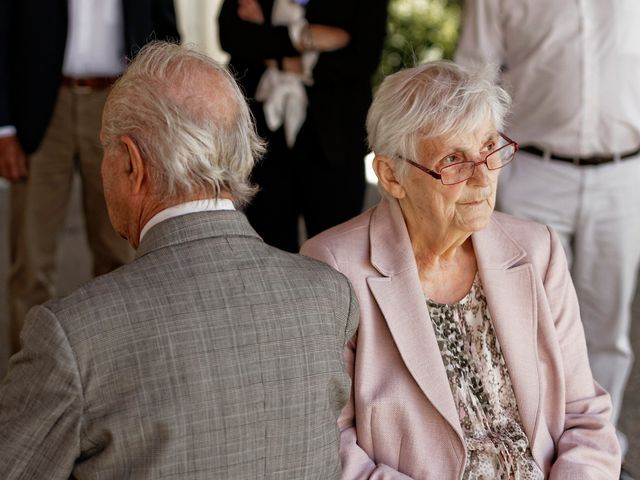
[302,61,620,479]
[0,42,358,479]
[219,0,389,252]
[0,0,180,354]
[455,1,640,464]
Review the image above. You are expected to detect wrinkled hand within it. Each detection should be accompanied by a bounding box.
[238,0,265,25]
[298,25,351,52]
[0,135,27,181]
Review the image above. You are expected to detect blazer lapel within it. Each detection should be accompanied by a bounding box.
[367,201,542,449]
[367,199,463,437]
[472,216,540,447]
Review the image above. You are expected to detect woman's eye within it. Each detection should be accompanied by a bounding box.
[484,142,496,152]
[441,154,460,165]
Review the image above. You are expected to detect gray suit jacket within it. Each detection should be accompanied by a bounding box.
[0,211,358,479]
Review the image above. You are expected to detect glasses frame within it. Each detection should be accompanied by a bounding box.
[401,133,519,186]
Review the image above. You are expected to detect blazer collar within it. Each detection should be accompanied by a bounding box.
[135,210,261,259]
[369,196,419,276]
[471,212,527,271]
[370,198,528,275]
[367,198,540,453]
[369,197,526,276]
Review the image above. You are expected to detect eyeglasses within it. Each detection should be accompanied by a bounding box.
[400,133,518,185]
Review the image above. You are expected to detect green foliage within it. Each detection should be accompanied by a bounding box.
[375,0,461,85]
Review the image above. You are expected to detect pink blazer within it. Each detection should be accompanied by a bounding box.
[301,197,620,480]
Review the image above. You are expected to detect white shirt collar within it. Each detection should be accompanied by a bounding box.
[139,198,235,243]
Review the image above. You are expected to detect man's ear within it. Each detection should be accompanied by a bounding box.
[120,135,146,194]
[373,154,406,199]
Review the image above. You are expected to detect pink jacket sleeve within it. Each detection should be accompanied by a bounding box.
[543,227,620,479]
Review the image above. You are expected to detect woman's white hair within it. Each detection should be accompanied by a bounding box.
[101,41,264,207]
[367,61,511,179]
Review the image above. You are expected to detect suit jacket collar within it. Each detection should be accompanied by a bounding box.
[367,198,541,455]
[135,210,261,259]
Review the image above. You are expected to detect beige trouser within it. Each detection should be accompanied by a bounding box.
[8,85,133,353]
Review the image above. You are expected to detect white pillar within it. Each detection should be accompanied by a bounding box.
[175,0,229,63]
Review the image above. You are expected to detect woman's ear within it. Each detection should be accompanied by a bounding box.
[373,154,406,199]
[120,135,146,194]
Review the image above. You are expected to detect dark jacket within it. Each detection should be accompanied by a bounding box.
[0,0,180,154]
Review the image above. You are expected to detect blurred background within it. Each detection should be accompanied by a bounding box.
[0,0,637,474]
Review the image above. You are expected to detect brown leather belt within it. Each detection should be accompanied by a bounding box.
[61,76,118,90]
[520,145,640,166]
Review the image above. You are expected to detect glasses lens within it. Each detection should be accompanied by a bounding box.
[487,143,516,169]
[440,162,475,185]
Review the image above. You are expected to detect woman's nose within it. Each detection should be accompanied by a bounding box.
[469,159,491,185]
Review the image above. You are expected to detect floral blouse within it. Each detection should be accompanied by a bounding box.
[426,275,544,480]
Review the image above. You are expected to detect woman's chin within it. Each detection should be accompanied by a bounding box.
[455,205,494,232]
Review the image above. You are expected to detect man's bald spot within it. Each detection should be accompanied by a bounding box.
[162,59,238,129]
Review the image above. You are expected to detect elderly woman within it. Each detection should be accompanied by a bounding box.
[301,62,621,479]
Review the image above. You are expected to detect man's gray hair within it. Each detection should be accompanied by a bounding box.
[102,42,264,207]
[367,61,511,179]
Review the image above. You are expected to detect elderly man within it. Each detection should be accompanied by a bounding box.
[0,42,357,479]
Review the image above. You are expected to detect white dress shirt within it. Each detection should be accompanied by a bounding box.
[140,199,236,243]
[455,0,640,157]
[62,0,125,77]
